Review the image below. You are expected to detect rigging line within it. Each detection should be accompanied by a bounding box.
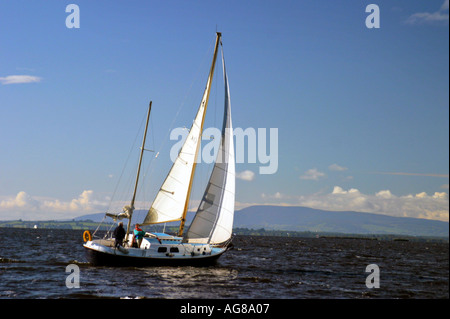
[134,129,159,214]
[149,38,215,167]
[107,109,147,214]
[92,214,107,238]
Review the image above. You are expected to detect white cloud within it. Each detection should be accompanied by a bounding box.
[328,164,348,171]
[432,192,448,199]
[300,168,326,181]
[261,191,289,200]
[332,186,360,195]
[415,192,428,199]
[0,75,42,85]
[405,0,449,24]
[0,191,40,210]
[0,190,108,220]
[375,190,394,199]
[43,190,97,212]
[419,209,449,221]
[236,170,255,181]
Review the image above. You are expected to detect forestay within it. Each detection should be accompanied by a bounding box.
[142,35,221,226]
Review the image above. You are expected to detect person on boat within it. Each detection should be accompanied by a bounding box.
[132,223,145,248]
[113,222,125,248]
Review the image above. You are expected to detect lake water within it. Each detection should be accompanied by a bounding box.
[0,228,448,301]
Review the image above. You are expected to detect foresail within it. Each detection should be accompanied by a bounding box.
[183,46,235,244]
[142,80,211,225]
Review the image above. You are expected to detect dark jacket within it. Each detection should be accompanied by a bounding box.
[113,224,125,242]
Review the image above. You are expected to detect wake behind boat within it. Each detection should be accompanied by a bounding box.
[83,32,235,266]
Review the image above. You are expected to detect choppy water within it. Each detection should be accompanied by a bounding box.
[0,228,448,299]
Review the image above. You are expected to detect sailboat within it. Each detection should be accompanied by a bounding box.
[83,32,235,266]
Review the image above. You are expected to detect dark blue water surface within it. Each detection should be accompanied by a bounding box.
[0,228,448,299]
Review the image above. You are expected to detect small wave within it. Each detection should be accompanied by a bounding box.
[240,276,272,283]
[0,290,17,297]
[50,259,91,267]
[0,257,26,263]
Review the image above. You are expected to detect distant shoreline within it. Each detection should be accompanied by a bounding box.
[0,219,447,243]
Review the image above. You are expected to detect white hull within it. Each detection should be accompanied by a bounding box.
[83,233,230,266]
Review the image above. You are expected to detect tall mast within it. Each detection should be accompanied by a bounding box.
[178,32,222,236]
[125,101,152,241]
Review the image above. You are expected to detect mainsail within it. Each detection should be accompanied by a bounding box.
[142,33,221,226]
[183,46,235,245]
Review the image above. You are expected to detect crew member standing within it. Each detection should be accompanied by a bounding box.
[113,221,126,248]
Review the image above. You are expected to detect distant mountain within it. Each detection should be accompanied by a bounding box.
[233,205,449,237]
[74,205,449,237]
[74,213,108,222]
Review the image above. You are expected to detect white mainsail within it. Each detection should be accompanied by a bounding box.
[142,34,221,226]
[183,47,235,245]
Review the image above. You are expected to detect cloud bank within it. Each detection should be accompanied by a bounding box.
[0,190,107,220]
[258,187,449,222]
[1,186,448,223]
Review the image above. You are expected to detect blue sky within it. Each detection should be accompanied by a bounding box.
[0,0,448,222]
